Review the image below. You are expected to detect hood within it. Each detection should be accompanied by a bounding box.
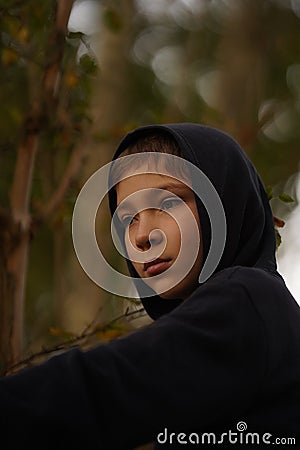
[108,123,277,320]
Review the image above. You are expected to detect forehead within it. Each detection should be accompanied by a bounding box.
[111,152,190,188]
[116,173,190,205]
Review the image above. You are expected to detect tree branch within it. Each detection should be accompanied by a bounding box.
[3,307,145,376]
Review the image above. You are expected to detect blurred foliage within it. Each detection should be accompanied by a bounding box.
[1,0,300,361]
[267,185,295,249]
[121,0,300,187]
[102,6,123,32]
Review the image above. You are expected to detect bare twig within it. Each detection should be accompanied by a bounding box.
[3,307,145,375]
[81,304,104,336]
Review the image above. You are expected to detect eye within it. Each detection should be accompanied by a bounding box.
[120,214,136,228]
[160,197,182,211]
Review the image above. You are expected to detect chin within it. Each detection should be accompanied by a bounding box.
[158,280,199,300]
[158,285,186,300]
[159,291,181,300]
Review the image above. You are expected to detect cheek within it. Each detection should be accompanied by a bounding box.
[168,211,201,268]
[127,227,135,250]
[167,208,199,246]
[125,229,138,262]
[165,220,181,252]
[127,247,143,274]
[182,203,201,241]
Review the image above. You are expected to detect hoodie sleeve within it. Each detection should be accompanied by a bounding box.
[0,271,267,449]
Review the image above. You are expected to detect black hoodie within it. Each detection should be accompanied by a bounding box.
[0,123,300,449]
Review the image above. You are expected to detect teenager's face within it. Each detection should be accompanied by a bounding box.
[116,173,203,300]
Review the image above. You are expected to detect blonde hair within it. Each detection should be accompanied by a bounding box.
[110,132,190,186]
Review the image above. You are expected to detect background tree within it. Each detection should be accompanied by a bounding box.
[0,0,96,372]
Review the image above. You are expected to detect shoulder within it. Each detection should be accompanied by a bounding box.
[185,265,276,310]
[169,266,268,335]
[204,265,300,316]
[208,265,282,289]
[221,265,299,312]
[201,266,300,346]
[206,265,298,306]
[177,265,300,332]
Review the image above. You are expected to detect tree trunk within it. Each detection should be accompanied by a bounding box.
[0,0,74,374]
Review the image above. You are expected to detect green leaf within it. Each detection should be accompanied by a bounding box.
[79,53,98,76]
[278,193,295,203]
[265,185,273,201]
[67,31,84,40]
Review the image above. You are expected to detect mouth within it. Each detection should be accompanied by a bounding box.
[143,258,172,276]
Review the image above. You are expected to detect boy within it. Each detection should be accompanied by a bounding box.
[0,123,300,449]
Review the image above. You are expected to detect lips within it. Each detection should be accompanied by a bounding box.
[144,258,171,276]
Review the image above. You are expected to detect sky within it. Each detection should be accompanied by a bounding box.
[276,174,300,304]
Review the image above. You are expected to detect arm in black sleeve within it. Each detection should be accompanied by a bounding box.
[0,272,267,449]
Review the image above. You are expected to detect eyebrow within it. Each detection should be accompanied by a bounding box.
[116,182,191,214]
[157,181,191,192]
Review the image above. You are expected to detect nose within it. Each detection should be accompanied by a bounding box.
[134,211,163,251]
